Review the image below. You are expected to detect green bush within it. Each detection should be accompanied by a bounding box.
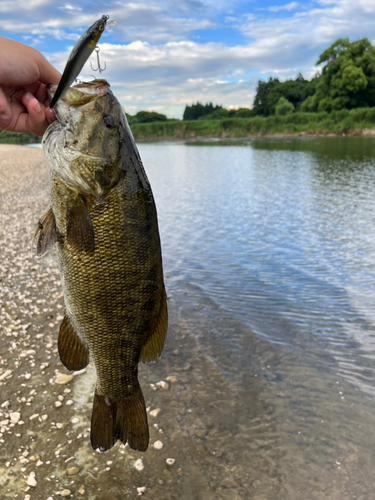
[275,97,294,116]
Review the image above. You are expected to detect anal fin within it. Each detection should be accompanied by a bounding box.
[140,288,168,363]
[33,207,57,255]
[66,196,95,253]
[58,314,89,371]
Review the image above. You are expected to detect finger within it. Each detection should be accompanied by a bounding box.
[0,86,11,129]
[34,82,47,102]
[45,107,57,125]
[16,92,48,136]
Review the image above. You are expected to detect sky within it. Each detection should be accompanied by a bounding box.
[1,0,375,118]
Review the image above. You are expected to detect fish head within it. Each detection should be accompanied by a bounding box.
[44,79,128,198]
[48,79,123,159]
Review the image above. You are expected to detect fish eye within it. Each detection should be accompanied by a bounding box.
[99,24,105,31]
[104,115,115,128]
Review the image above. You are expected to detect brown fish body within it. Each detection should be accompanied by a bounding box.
[36,80,167,451]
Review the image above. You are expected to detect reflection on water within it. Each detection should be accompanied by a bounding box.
[136,137,375,498]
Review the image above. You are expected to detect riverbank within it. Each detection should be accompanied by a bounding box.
[131,108,375,140]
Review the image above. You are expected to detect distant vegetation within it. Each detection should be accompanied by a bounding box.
[0,130,39,144]
[126,110,172,125]
[130,107,375,140]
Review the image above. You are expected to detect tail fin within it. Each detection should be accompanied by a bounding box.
[90,385,149,452]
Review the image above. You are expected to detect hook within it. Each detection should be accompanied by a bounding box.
[90,46,106,73]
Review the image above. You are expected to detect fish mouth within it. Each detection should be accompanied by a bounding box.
[48,79,111,116]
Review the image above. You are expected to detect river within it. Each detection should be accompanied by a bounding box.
[140,136,375,499]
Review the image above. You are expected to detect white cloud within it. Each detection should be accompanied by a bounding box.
[0,0,49,12]
[268,2,299,13]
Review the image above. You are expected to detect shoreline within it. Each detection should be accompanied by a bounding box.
[133,128,375,141]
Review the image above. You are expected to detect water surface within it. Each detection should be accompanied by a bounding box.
[139,136,375,498]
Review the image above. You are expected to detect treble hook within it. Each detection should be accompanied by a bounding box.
[91,46,106,73]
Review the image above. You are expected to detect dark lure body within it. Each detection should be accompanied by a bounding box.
[50,15,114,109]
[36,80,167,452]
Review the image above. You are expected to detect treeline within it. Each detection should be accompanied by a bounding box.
[126,110,178,125]
[183,37,375,120]
[183,102,253,120]
[0,130,39,144]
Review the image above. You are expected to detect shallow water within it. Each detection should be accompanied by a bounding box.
[1,138,375,499]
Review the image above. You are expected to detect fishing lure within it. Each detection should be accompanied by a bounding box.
[50,15,117,108]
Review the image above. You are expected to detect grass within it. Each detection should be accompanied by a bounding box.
[131,108,375,140]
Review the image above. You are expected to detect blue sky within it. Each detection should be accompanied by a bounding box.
[0,0,374,117]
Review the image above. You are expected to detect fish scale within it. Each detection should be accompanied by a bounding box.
[36,80,168,452]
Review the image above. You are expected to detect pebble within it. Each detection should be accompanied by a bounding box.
[149,408,161,418]
[156,380,169,390]
[55,401,63,408]
[153,440,163,450]
[67,467,80,476]
[166,458,175,466]
[0,370,12,381]
[166,375,178,383]
[134,459,144,471]
[29,414,39,420]
[27,471,37,487]
[137,486,146,495]
[71,417,79,424]
[78,486,85,495]
[9,412,20,424]
[36,460,43,467]
[60,489,71,497]
[29,454,40,462]
[195,429,206,438]
[56,374,73,385]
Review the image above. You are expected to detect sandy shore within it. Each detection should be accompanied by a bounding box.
[0,145,253,500]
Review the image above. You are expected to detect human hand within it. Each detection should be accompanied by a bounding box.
[0,37,61,136]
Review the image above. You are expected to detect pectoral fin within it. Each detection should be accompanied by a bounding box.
[66,196,95,252]
[58,314,89,371]
[140,288,168,363]
[34,207,57,255]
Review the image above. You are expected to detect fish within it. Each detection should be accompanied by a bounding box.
[50,15,117,109]
[35,79,168,452]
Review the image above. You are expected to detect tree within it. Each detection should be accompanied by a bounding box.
[133,111,168,123]
[275,97,294,115]
[301,37,375,112]
[183,102,223,120]
[252,77,280,116]
[252,75,318,115]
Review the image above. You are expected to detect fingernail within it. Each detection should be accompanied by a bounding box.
[24,92,33,104]
[33,100,41,113]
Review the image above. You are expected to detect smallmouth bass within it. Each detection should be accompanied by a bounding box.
[35,79,168,452]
